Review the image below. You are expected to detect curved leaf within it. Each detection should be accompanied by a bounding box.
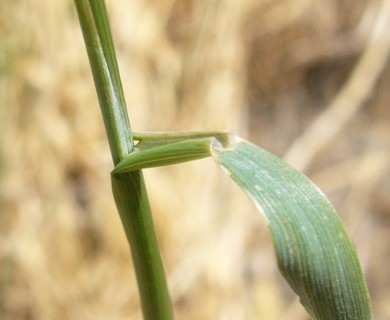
[211,137,372,319]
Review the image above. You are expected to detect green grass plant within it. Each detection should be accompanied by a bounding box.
[74,1,373,319]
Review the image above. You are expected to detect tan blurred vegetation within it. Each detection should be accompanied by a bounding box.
[1,0,389,319]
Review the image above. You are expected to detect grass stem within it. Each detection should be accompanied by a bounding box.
[74,1,174,318]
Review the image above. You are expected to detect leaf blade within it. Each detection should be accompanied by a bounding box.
[212,139,372,319]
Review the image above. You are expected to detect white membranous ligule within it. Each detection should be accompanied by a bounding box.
[210,132,239,152]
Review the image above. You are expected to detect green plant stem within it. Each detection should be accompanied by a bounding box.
[111,172,174,319]
[74,0,132,163]
[74,1,174,319]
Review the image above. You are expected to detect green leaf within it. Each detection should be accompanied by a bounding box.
[114,132,373,320]
[212,138,372,320]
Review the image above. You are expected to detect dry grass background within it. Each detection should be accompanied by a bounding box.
[1,0,389,319]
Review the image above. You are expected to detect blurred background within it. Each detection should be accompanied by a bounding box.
[1,0,389,319]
